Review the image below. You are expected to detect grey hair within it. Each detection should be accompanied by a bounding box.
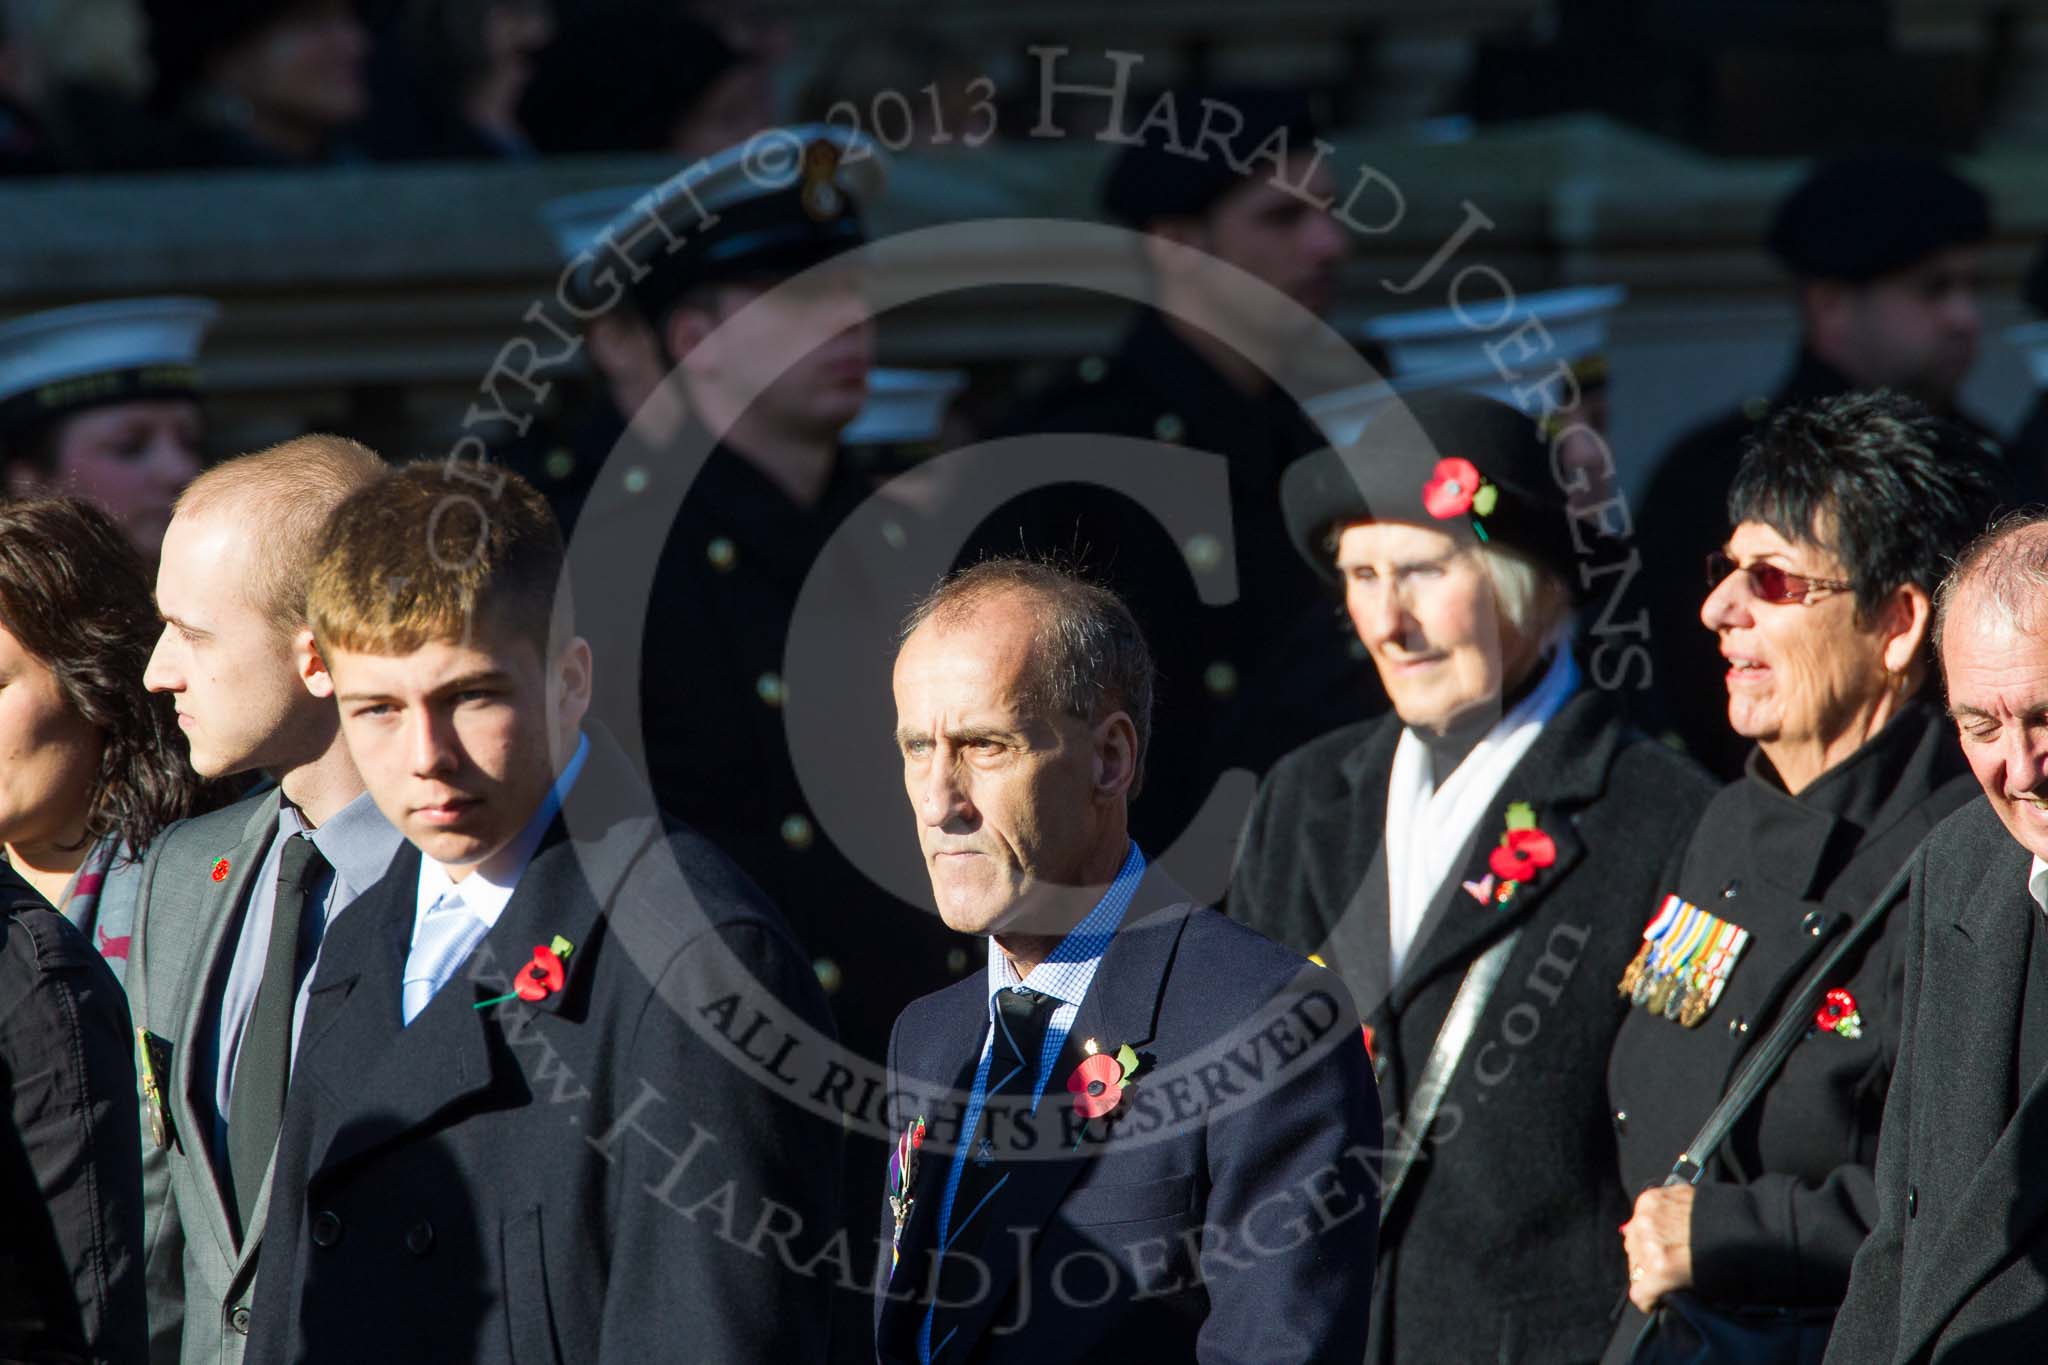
[897,557,1156,799]
[1475,541,1575,654]
[1933,509,2048,665]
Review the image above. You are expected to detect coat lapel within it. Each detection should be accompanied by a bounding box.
[1896,859,2036,1360]
[168,789,282,1264]
[1306,725,1397,1022]
[1386,691,1614,1016]
[903,875,1191,1364]
[299,731,651,1179]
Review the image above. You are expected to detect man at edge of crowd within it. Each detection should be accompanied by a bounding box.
[1827,512,2048,1359]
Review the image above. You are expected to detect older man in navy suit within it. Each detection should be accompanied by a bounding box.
[875,558,1381,1364]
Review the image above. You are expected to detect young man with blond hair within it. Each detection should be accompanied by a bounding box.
[246,460,840,1363]
[127,433,402,1365]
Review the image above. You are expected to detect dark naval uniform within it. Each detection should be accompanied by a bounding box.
[578,426,964,1063]
[981,311,1381,870]
[1603,699,1975,1359]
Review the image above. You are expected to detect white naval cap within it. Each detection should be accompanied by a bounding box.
[0,296,219,432]
[1361,283,1625,401]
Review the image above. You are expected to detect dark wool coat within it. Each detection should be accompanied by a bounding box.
[1229,683,1718,1364]
[1826,797,2048,1363]
[246,731,842,1365]
[1604,699,1976,1359]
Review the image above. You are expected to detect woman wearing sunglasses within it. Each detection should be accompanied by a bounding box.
[1603,390,2002,1363]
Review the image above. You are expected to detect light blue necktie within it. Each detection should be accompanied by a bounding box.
[401,889,490,1025]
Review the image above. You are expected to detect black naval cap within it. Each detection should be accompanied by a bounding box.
[519,10,743,156]
[145,0,383,106]
[1767,153,1991,283]
[571,125,885,329]
[1281,391,1587,594]
[1100,88,1322,227]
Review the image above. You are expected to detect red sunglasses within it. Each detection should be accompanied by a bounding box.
[1705,551,1853,604]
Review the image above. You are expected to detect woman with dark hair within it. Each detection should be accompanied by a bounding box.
[0,497,221,985]
[1605,390,2004,1361]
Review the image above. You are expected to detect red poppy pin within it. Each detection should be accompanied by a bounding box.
[210,856,230,883]
[475,935,575,1010]
[1484,801,1556,906]
[1067,1038,1142,1123]
[1422,456,1501,540]
[1814,987,1863,1039]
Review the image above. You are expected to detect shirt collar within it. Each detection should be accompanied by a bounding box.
[2030,855,2048,916]
[416,733,591,928]
[291,788,404,894]
[985,841,1146,1010]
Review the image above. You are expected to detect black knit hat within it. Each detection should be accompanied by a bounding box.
[1767,153,1991,283]
[145,0,385,107]
[518,11,743,156]
[1280,392,1587,593]
[1099,88,1321,226]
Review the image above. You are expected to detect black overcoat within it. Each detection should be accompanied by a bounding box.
[245,730,842,1364]
[1604,699,1976,1358]
[1826,797,2048,1363]
[1229,682,1717,1363]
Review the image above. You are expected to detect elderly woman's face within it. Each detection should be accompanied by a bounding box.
[1703,520,1890,754]
[1338,521,1508,734]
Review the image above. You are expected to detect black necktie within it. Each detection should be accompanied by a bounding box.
[931,986,1059,1342]
[226,832,328,1239]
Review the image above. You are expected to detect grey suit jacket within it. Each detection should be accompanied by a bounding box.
[1828,797,2048,1363]
[128,790,283,1365]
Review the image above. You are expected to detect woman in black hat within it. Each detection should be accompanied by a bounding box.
[1604,391,2000,1362]
[1229,390,1718,1364]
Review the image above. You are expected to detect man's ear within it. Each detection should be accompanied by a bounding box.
[1091,710,1139,802]
[294,628,335,699]
[552,635,594,742]
[661,302,715,368]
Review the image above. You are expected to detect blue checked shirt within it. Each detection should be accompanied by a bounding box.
[918,841,1146,1363]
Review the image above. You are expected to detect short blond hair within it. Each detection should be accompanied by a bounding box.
[307,460,566,658]
[176,434,386,633]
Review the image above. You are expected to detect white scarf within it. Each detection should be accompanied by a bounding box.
[1382,650,1579,982]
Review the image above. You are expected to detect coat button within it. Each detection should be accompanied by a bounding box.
[705,537,737,571]
[1153,413,1185,443]
[812,957,843,994]
[543,447,575,482]
[755,672,785,707]
[311,1210,343,1248]
[1183,533,1223,573]
[1204,661,1239,697]
[229,1306,251,1335]
[622,466,650,495]
[1721,880,1741,899]
[780,814,814,851]
[1613,1109,1628,1134]
[405,1218,435,1256]
[1801,911,1825,936]
[1908,1185,1918,1218]
[1727,1016,1749,1037]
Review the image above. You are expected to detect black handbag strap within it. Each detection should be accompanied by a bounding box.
[1663,860,1914,1187]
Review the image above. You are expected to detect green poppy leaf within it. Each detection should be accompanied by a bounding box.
[1505,801,1537,831]
[1471,482,1499,517]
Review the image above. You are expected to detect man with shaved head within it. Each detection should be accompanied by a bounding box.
[128,434,402,1365]
[1829,512,2048,1360]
